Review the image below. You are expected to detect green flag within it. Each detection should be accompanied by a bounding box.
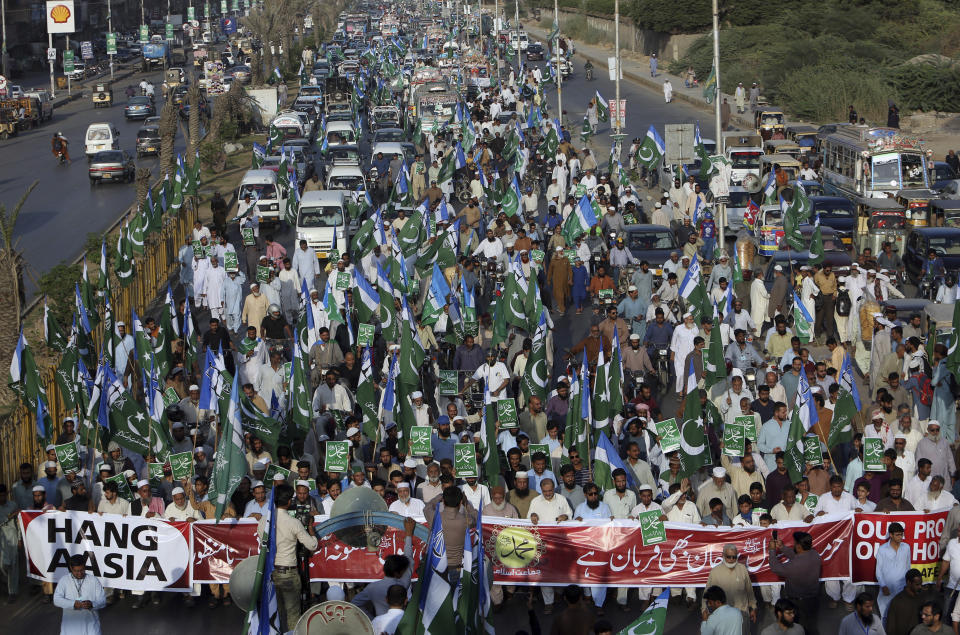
[520,314,549,406]
[596,91,609,123]
[580,115,592,143]
[53,344,82,412]
[436,151,456,186]
[115,222,135,286]
[593,348,610,423]
[564,372,590,464]
[784,403,808,484]
[704,320,728,390]
[828,389,856,448]
[676,391,710,479]
[239,394,281,453]
[288,340,311,437]
[91,364,152,456]
[537,127,559,158]
[8,331,47,415]
[947,302,960,381]
[635,125,665,170]
[808,224,825,266]
[43,300,68,352]
[702,63,717,104]
[356,347,379,445]
[618,589,669,634]
[792,291,813,345]
[732,255,744,284]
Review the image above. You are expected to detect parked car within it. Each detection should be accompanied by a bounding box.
[228,65,252,84]
[89,150,135,185]
[124,95,155,120]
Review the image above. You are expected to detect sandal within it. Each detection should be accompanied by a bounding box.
[208,597,219,608]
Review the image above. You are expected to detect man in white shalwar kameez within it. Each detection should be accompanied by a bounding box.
[291,239,320,290]
[223,270,245,333]
[53,554,106,635]
[749,272,770,338]
[671,311,700,392]
[202,256,227,320]
[191,254,210,308]
[800,267,819,338]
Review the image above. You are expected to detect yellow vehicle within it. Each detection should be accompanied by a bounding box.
[786,124,819,157]
[755,107,785,141]
[92,82,112,108]
[895,188,937,228]
[763,139,803,162]
[0,108,18,140]
[760,154,802,185]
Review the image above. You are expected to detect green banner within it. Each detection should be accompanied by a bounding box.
[531,249,544,264]
[722,420,744,457]
[162,387,181,407]
[438,369,459,395]
[106,33,117,55]
[454,443,478,478]
[655,418,681,454]
[139,25,149,44]
[410,426,432,456]
[257,265,272,283]
[224,251,239,271]
[325,440,350,472]
[863,437,885,472]
[336,271,351,290]
[528,443,550,458]
[148,462,165,489]
[241,228,256,246]
[105,473,135,502]
[264,464,291,486]
[803,494,818,515]
[735,414,760,444]
[804,436,823,466]
[357,323,374,347]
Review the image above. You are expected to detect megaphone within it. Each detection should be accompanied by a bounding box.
[228,555,261,611]
[743,173,762,194]
[326,485,389,551]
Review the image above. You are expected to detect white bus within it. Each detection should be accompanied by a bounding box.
[820,126,928,199]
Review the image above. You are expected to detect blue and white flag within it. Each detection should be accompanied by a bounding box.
[678,254,701,299]
[840,352,862,409]
[796,366,819,432]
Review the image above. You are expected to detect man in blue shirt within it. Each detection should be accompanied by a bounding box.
[430,417,458,463]
[617,285,646,337]
[702,585,743,635]
[644,308,674,357]
[875,521,911,619]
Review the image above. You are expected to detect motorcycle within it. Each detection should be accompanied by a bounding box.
[742,366,759,395]
[585,66,594,81]
[650,348,671,396]
[919,275,944,301]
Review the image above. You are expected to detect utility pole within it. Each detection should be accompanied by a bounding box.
[493,0,500,83]
[553,0,561,126]
[1,0,8,79]
[108,0,114,79]
[614,0,621,157]
[48,32,55,97]
[712,0,725,246]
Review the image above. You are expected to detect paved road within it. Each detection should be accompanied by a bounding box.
[1,66,186,297]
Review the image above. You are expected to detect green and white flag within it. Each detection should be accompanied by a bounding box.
[828,389,857,448]
[43,300,68,352]
[520,312,549,405]
[596,90,609,123]
[501,175,522,217]
[356,347,380,444]
[808,223,825,266]
[702,63,717,104]
[537,126,559,158]
[635,125,665,170]
[580,115,592,143]
[115,221,135,286]
[704,319,727,390]
[618,589,669,635]
[211,374,250,523]
[677,391,710,478]
[287,338,311,437]
[88,363,152,456]
[129,208,146,256]
[792,291,813,344]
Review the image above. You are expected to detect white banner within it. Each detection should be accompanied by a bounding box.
[20,511,192,591]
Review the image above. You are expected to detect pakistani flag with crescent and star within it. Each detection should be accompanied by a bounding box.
[520,311,549,406]
[89,362,152,456]
[211,372,250,521]
[618,588,669,634]
[635,125,665,169]
[287,336,311,437]
[676,389,710,479]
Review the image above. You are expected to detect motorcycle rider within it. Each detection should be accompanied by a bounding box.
[922,248,946,282]
[583,59,594,80]
[618,285,647,337]
[644,307,675,358]
[877,241,904,276]
[607,236,636,284]
[51,132,70,163]
[936,274,959,303]
[725,329,765,370]
[623,334,655,375]
[645,291,678,324]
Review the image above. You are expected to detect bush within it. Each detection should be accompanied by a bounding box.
[560,15,608,46]
[776,64,895,122]
[37,262,84,326]
[890,58,960,112]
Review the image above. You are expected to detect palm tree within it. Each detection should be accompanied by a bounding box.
[159,100,178,177]
[0,181,38,402]
[187,83,204,157]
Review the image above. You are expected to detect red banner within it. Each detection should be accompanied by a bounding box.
[851,510,949,584]
[190,520,427,584]
[480,515,852,587]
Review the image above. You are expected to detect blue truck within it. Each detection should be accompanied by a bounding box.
[142,42,169,69]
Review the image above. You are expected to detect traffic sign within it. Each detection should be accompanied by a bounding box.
[664,123,695,165]
[47,47,57,61]
[139,24,149,43]
[165,23,174,40]
[63,50,75,73]
[80,40,93,59]
[106,33,117,55]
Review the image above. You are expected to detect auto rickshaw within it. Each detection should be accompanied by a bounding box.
[895,188,937,228]
[924,302,955,346]
[92,82,112,108]
[853,197,907,258]
[931,199,960,228]
[0,107,19,140]
[763,139,803,162]
[755,107,785,141]
[786,124,819,157]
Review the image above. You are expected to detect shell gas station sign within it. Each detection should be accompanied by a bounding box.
[46,0,76,34]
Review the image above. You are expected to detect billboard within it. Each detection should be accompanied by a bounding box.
[46,0,75,34]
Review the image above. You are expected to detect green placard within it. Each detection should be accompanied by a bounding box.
[55,442,81,473]
[325,441,350,473]
[410,426,433,456]
[573,184,586,198]
[148,462,165,489]
[564,248,577,263]
[306,478,317,491]
[231,0,239,10]
[327,248,340,262]
[655,418,681,454]
[192,239,203,255]
[722,421,744,457]
[140,24,150,44]
[803,436,823,466]
[106,33,117,55]
[105,473,135,502]
[638,510,667,545]
[623,213,638,225]
[63,50,75,73]
[257,265,271,283]
[187,6,195,21]
[282,361,292,380]
[496,398,519,429]
[528,443,550,458]
[803,494,818,515]
[863,437,885,472]
[169,451,194,481]
[735,414,760,444]
[224,251,239,271]
[241,227,256,246]
[438,369,458,395]
[336,271,351,290]
[531,249,544,264]
[751,506,767,524]
[454,443,478,478]
[165,23,174,41]
[598,289,614,300]
[264,464,291,486]
[357,323,375,347]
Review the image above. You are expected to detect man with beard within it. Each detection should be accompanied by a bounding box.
[916,421,956,483]
[760,599,803,634]
[885,568,930,635]
[703,544,757,627]
[388,482,425,518]
[573,483,612,521]
[483,486,518,612]
[558,464,586,510]
[769,531,823,634]
[875,478,915,513]
[526,479,571,614]
[416,463,443,502]
[721,451,763,499]
[545,381,570,428]
[507,472,536,519]
[839,593,886,634]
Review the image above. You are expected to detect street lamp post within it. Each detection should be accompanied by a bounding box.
[1,0,8,79]
[614,0,621,157]
[553,0,561,126]
[712,0,725,246]
[108,0,114,79]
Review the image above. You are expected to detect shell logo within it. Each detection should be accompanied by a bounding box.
[49,3,71,23]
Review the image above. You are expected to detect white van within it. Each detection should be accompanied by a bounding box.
[237,169,285,225]
[325,120,358,147]
[85,123,120,156]
[296,190,348,259]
